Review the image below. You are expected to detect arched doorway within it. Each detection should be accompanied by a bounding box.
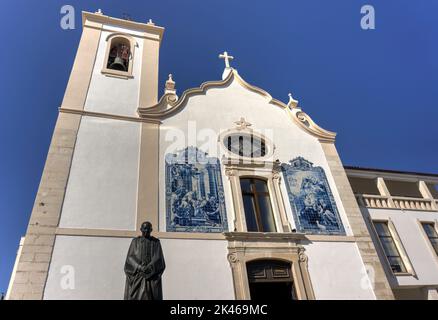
[246,259,296,300]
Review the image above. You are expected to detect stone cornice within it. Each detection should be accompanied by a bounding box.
[82,11,164,42]
[224,231,306,242]
[59,107,162,124]
[345,167,438,183]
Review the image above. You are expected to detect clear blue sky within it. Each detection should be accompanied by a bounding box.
[0,0,437,294]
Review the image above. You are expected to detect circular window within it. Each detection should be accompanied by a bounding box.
[224,133,266,158]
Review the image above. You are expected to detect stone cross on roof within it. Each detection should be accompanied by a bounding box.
[219,51,234,68]
[235,117,252,130]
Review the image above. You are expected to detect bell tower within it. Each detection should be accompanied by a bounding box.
[62,10,164,115]
[6,11,165,300]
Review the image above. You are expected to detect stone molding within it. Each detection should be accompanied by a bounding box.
[56,228,227,240]
[54,228,357,244]
[59,107,161,124]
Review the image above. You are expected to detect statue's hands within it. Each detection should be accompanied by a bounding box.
[137,263,154,278]
[138,264,148,274]
[137,264,153,279]
[144,266,153,275]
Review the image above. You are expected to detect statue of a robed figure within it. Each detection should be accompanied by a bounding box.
[124,221,166,300]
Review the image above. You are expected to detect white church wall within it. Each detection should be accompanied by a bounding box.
[59,117,139,231]
[365,208,438,286]
[83,28,143,117]
[305,241,376,299]
[158,78,353,236]
[44,236,234,300]
[160,239,235,299]
[156,77,376,296]
[44,235,131,300]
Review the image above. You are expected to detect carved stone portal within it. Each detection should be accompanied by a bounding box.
[224,232,315,300]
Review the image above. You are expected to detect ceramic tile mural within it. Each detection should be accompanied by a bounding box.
[281,157,345,235]
[165,147,228,232]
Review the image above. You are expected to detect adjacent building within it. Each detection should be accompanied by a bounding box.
[347,167,438,299]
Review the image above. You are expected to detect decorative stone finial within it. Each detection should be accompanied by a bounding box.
[287,93,299,109]
[165,74,176,95]
[147,19,155,25]
[219,51,234,69]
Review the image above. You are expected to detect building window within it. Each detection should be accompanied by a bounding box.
[347,177,380,195]
[373,221,407,273]
[385,180,422,198]
[225,134,266,158]
[240,178,276,232]
[421,222,438,256]
[426,183,438,199]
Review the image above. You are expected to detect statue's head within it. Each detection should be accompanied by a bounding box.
[140,221,153,237]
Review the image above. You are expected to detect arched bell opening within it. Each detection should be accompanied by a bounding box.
[107,37,131,72]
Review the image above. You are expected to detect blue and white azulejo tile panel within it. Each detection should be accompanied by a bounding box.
[165,147,228,233]
[281,157,345,235]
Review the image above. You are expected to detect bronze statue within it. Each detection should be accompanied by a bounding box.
[124,221,166,300]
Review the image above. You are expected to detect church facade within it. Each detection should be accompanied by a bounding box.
[6,11,438,300]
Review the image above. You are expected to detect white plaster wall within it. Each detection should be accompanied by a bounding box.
[366,208,438,286]
[44,236,131,300]
[158,76,352,236]
[84,28,143,116]
[305,241,376,299]
[161,239,235,300]
[60,117,139,230]
[44,236,234,300]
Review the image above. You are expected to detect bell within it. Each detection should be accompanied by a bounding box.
[109,57,127,71]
